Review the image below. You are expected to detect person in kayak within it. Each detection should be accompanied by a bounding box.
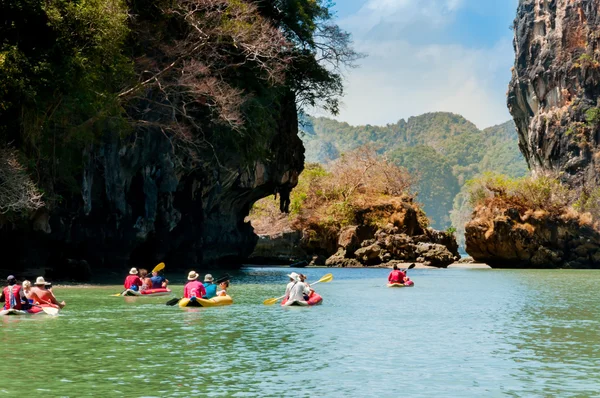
[183,271,206,299]
[298,274,314,301]
[29,277,65,308]
[388,264,409,284]
[150,269,169,289]
[284,272,299,300]
[284,275,310,306]
[124,268,142,291]
[216,280,229,297]
[0,275,27,311]
[202,274,217,299]
[138,269,152,292]
[22,280,33,309]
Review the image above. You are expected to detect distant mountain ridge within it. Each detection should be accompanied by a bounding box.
[301,112,529,234]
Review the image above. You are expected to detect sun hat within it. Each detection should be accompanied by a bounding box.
[287,272,299,281]
[204,274,214,282]
[34,276,47,285]
[129,267,138,275]
[187,271,199,281]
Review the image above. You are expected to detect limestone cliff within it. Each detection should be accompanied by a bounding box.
[465,0,600,268]
[0,95,303,280]
[508,0,600,187]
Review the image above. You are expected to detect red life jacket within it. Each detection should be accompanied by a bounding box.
[388,270,406,283]
[3,285,22,310]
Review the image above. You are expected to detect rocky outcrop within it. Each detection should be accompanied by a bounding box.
[254,199,460,268]
[466,206,600,268]
[465,0,600,268]
[508,0,600,187]
[0,95,304,280]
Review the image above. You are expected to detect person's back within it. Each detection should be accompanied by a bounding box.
[29,277,65,308]
[287,281,309,304]
[204,283,217,299]
[2,276,24,310]
[184,281,206,298]
[124,268,142,290]
[388,267,405,283]
[150,274,167,289]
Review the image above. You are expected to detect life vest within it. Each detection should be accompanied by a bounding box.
[3,285,22,310]
[389,270,405,283]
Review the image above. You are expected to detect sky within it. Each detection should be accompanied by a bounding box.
[323,0,520,129]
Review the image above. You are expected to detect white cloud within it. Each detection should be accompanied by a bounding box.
[333,38,514,129]
[328,0,514,129]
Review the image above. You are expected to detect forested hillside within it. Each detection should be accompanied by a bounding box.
[301,113,529,236]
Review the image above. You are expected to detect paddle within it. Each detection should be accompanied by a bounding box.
[263,273,333,306]
[111,262,166,296]
[36,305,59,316]
[402,263,416,273]
[165,273,231,306]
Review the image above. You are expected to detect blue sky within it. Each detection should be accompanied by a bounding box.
[322,0,520,128]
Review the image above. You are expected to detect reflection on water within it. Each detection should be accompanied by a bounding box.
[1,267,599,396]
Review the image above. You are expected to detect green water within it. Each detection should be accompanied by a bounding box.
[2,267,600,397]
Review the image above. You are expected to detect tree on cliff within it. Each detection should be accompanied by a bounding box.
[0,0,359,214]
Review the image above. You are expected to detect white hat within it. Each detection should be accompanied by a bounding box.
[34,276,47,285]
[188,271,199,281]
[204,274,214,282]
[129,267,138,275]
[287,272,299,281]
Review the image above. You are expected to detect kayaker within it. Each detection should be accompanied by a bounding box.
[284,276,310,306]
[139,269,153,291]
[388,264,407,284]
[150,270,168,289]
[202,274,217,299]
[29,277,65,309]
[298,274,313,301]
[284,272,299,300]
[183,271,206,299]
[1,275,26,311]
[124,268,142,291]
[21,280,33,310]
[216,280,229,297]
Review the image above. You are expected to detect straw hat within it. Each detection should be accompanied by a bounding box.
[187,271,199,281]
[129,267,138,275]
[204,274,214,282]
[287,272,299,281]
[34,276,47,285]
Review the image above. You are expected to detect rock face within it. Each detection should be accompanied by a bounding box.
[508,0,600,187]
[465,0,600,269]
[0,96,303,280]
[466,207,600,268]
[255,199,460,268]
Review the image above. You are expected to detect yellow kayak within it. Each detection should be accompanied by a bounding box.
[178,295,233,307]
[387,282,414,288]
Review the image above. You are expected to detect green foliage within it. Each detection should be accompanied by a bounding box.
[0,0,131,201]
[389,145,459,229]
[585,107,600,127]
[302,114,529,232]
[466,173,573,214]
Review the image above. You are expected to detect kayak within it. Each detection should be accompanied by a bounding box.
[281,292,323,306]
[178,295,233,308]
[387,281,415,288]
[121,288,172,297]
[0,305,59,316]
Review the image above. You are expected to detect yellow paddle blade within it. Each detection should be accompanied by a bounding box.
[110,292,124,297]
[41,307,59,316]
[317,273,333,283]
[152,262,165,273]
[263,297,280,306]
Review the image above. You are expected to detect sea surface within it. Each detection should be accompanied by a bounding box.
[1,267,600,397]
